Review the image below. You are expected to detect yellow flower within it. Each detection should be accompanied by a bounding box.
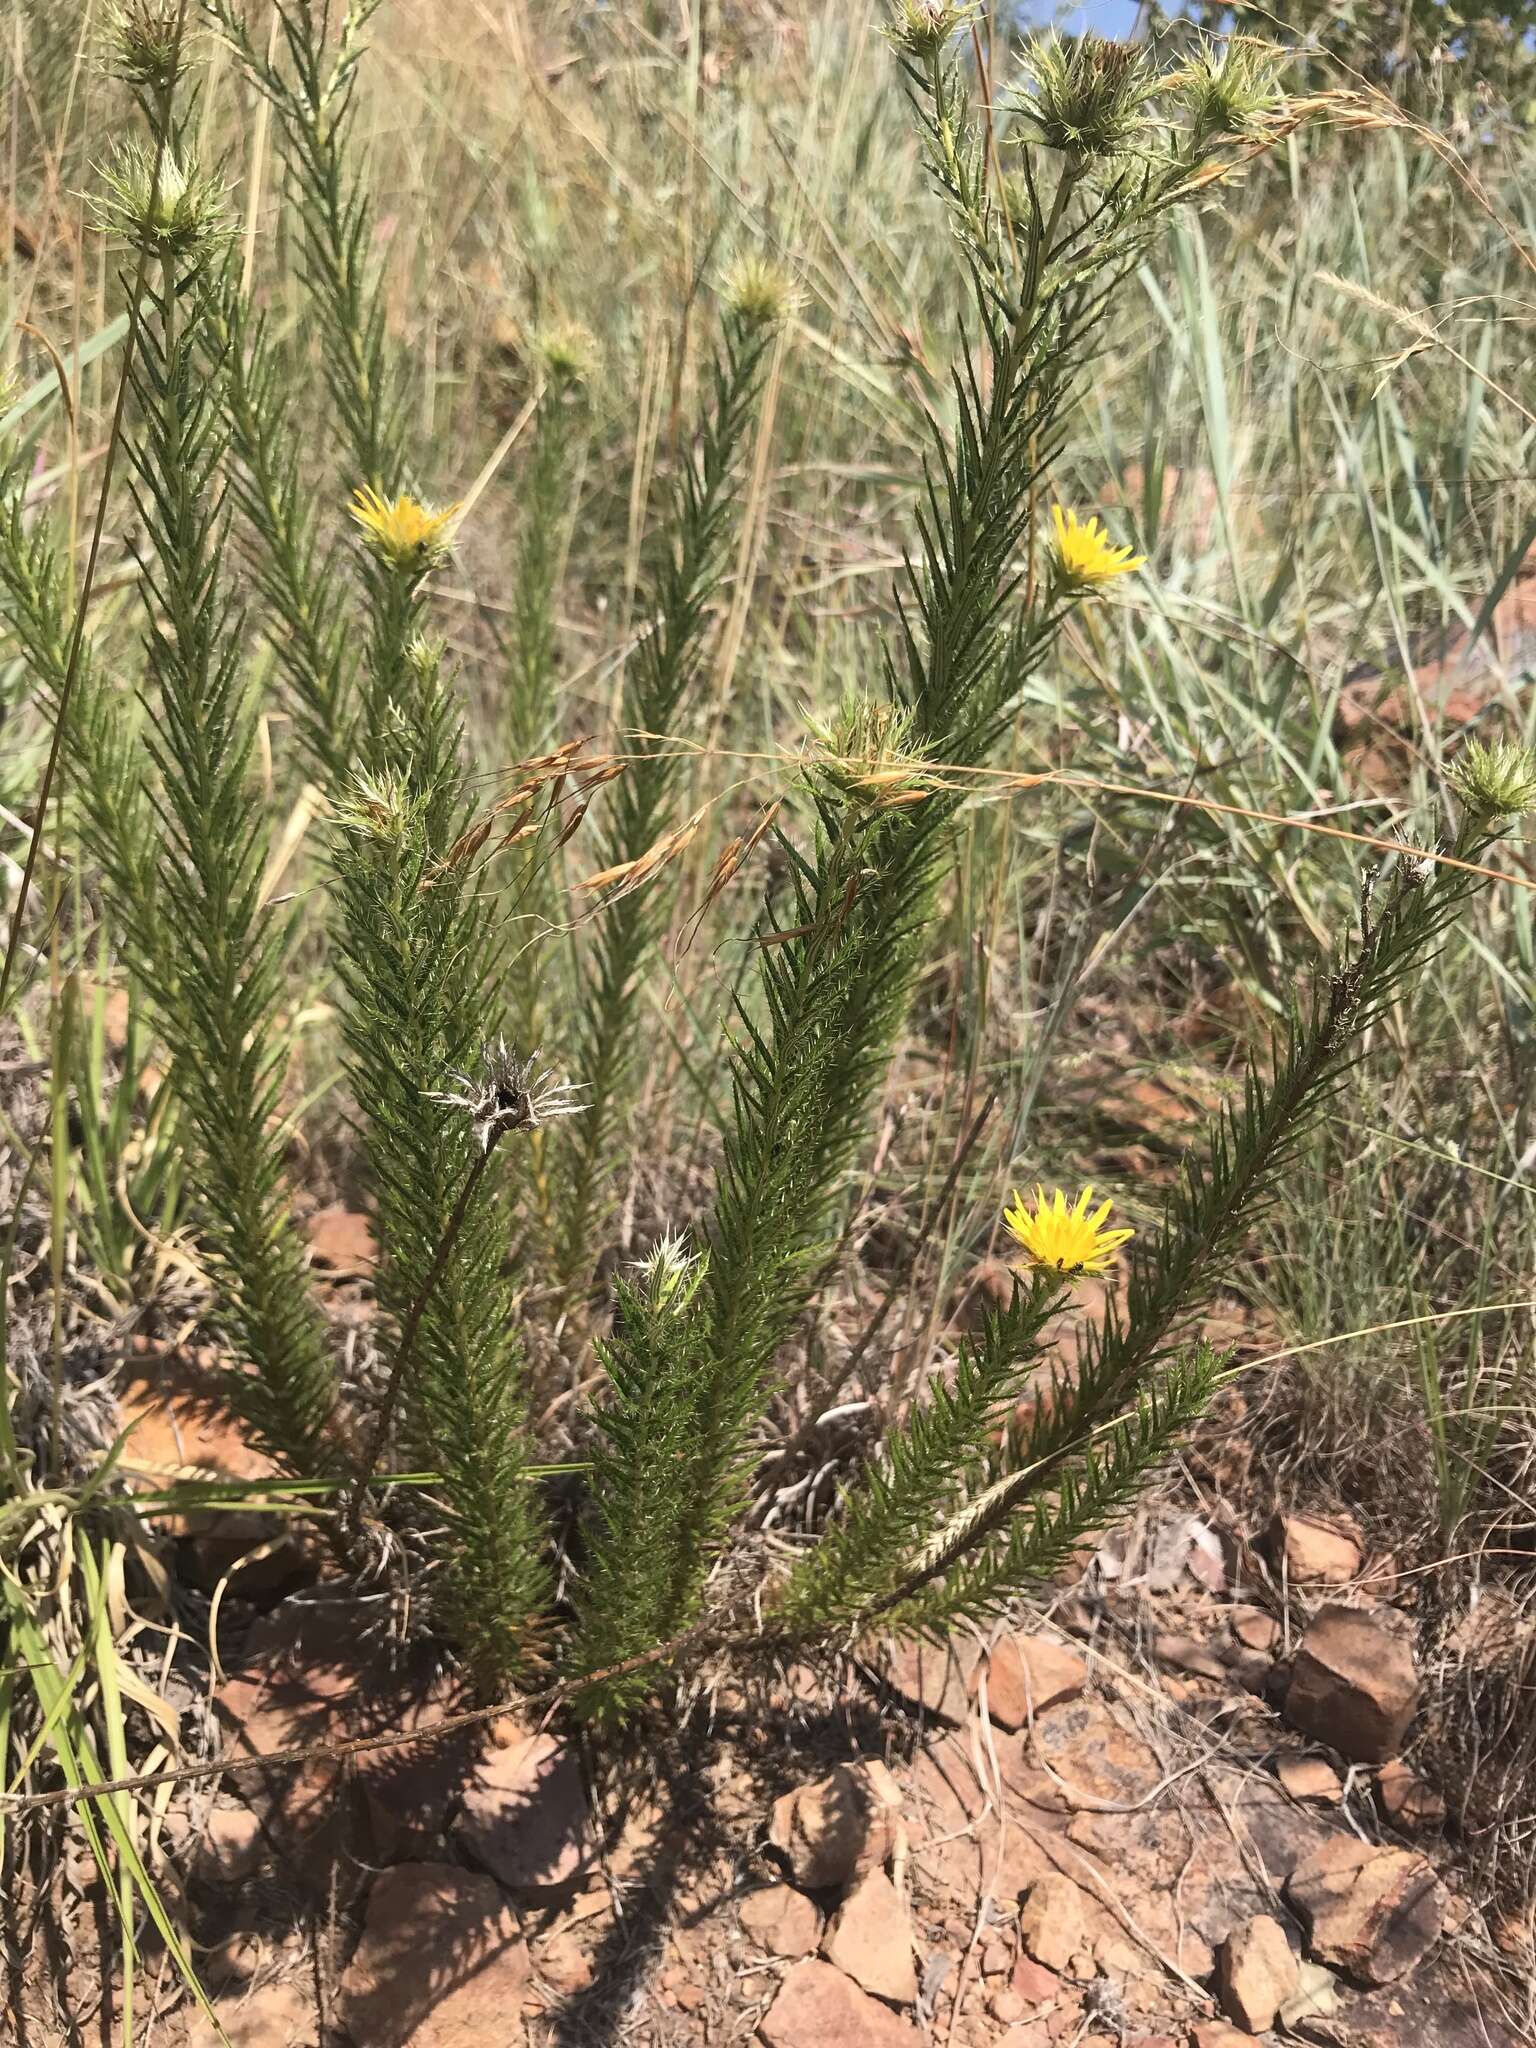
[1050,505,1146,591]
[350,486,459,575]
[1003,1185,1134,1278]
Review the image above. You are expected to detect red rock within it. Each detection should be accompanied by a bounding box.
[357,1681,476,1863]
[981,1937,1013,1975]
[1008,1698,1162,1814]
[769,1762,901,1890]
[1216,1915,1297,2033]
[306,1203,377,1277]
[457,1728,591,1892]
[1189,2028,1261,2048]
[213,1604,373,1865]
[1018,1874,1088,1973]
[1012,1956,1060,2005]
[879,1638,970,1721]
[822,1868,917,2003]
[758,1960,921,2047]
[1153,1632,1228,1681]
[740,1884,821,1958]
[1230,1607,1279,1653]
[1284,1606,1419,1764]
[185,1979,318,2047]
[997,2025,1054,2048]
[195,1801,266,1882]
[675,1983,705,2012]
[990,1986,1028,2022]
[1268,1512,1362,1585]
[1276,1756,1345,1805]
[1286,1836,1444,1984]
[340,1863,529,2045]
[972,1634,1088,1730]
[1376,1758,1446,1831]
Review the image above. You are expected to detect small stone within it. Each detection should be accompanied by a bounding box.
[1377,1757,1446,1830]
[1012,1957,1060,2005]
[997,2026,1054,2048]
[1018,1874,1088,1973]
[879,1638,970,1722]
[340,1863,529,2046]
[1268,1511,1363,1585]
[1276,1756,1344,1804]
[1216,1915,1297,2033]
[457,1728,590,1893]
[758,1960,921,2047]
[1230,1607,1279,1654]
[534,1930,594,1994]
[1188,2027,1261,2048]
[1284,1606,1419,1764]
[1153,1632,1227,1682]
[1286,1836,1444,1984]
[768,1763,900,1890]
[675,1983,705,2013]
[971,1634,1087,1731]
[821,1868,918,2004]
[185,1980,318,2048]
[195,1802,265,1882]
[990,1987,1027,2023]
[740,1884,821,1959]
[981,1938,1013,1976]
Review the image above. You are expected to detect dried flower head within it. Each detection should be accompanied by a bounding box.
[350,485,460,577]
[1448,737,1536,821]
[429,1040,586,1153]
[1003,1185,1134,1278]
[1015,33,1159,162]
[1050,504,1146,591]
[533,318,599,391]
[721,252,802,330]
[105,0,189,91]
[1176,39,1283,149]
[882,0,974,61]
[93,145,230,261]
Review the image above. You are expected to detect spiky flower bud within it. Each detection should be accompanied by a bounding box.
[721,253,801,330]
[634,1231,707,1313]
[533,318,599,392]
[882,0,973,61]
[105,0,189,92]
[810,695,933,811]
[93,145,231,262]
[1448,738,1536,821]
[1176,40,1283,150]
[1014,33,1159,163]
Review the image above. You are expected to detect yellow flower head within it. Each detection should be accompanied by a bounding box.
[1003,1185,1134,1278]
[1050,505,1146,591]
[350,486,460,576]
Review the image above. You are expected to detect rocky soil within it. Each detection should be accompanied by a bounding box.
[31,1454,1517,2048]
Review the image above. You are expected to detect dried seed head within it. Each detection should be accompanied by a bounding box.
[1015,33,1159,162]
[1448,737,1536,821]
[93,144,231,261]
[882,0,974,61]
[429,1040,586,1153]
[721,252,802,330]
